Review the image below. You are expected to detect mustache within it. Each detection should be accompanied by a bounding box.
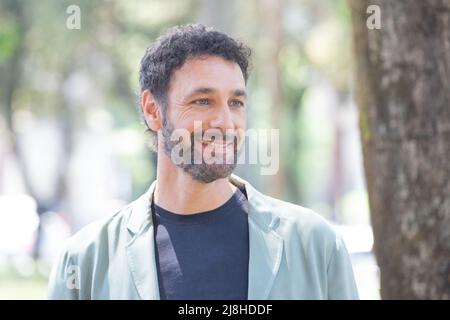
[184,130,240,144]
[162,122,243,155]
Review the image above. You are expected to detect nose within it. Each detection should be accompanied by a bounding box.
[209,105,235,131]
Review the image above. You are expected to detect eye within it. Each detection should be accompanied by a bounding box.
[193,98,210,106]
[230,100,244,108]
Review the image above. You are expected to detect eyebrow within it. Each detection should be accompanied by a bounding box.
[185,87,247,99]
[232,89,247,98]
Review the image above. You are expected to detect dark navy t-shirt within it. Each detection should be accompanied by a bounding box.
[152,187,249,300]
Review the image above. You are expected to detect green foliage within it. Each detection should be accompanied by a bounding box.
[0,23,20,62]
[0,260,48,300]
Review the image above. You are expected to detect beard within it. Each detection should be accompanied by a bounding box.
[161,118,240,184]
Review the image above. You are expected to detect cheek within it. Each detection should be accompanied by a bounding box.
[234,111,246,129]
[176,110,212,130]
[172,108,247,132]
[170,109,200,131]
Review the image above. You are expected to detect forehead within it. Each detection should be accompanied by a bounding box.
[168,55,246,96]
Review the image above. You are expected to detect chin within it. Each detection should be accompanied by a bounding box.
[182,163,236,184]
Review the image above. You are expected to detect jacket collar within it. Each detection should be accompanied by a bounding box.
[126,174,284,300]
[125,180,156,235]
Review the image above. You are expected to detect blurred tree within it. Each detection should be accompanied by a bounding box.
[0,0,51,259]
[350,0,450,299]
[0,0,361,255]
[198,0,233,34]
[261,0,286,199]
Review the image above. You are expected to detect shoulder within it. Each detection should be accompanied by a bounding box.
[48,200,137,299]
[249,187,340,252]
[249,191,358,299]
[249,186,337,237]
[55,199,137,266]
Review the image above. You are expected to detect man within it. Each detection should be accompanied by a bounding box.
[48,24,359,300]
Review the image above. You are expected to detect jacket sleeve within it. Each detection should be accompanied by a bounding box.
[48,247,80,300]
[326,232,359,300]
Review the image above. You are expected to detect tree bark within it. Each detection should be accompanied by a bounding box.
[349,0,450,299]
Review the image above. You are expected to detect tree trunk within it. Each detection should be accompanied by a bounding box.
[261,0,286,199]
[2,0,74,259]
[349,0,450,299]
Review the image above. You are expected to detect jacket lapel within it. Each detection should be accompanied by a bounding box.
[229,175,284,300]
[125,181,160,300]
[126,224,160,300]
[247,217,283,299]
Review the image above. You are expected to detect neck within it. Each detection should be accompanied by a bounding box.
[153,151,237,215]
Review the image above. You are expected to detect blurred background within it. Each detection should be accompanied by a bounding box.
[0,0,379,299]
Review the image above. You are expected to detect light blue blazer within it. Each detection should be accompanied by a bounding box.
[48,174,359,299]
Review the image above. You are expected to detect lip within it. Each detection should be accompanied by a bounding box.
[200,140,234,154]
[201,140,233,145]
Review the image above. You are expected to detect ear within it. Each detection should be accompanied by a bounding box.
[141,89,162,131]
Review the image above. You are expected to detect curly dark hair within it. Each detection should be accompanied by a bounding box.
[138,24,252,148]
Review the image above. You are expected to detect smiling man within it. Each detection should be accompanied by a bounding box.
[48,24,358,300]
